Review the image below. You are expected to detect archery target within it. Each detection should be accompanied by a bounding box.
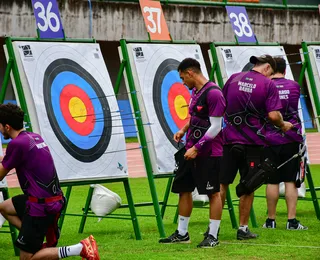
[301,46,320,131]
[212,46,294,82]
[123,44,208,174]
[10,42,128,182]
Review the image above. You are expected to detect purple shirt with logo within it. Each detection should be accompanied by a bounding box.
[265,78,303,145]
[185,82,226,157]
[222,70,282,146]
[2,131,63,216]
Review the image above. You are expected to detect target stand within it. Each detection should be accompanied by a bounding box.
[209,40,320,222]
[117,38,244,237]
[0,36,142,245]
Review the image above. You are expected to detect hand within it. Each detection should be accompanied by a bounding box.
[184,146,198,160]
[173,130,185,143]
[281,121,293,133]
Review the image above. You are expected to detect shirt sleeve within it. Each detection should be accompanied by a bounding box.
[207,88,227,117]
[2,141,24,170]
[265,80,282,113]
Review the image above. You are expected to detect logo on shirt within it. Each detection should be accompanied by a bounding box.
[196,106,203,112]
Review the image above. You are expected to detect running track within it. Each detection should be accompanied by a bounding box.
[5,133,320,188]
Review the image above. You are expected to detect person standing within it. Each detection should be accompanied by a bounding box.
[263,56,308,230]
[220,55,293,240]
[159,58,226,248]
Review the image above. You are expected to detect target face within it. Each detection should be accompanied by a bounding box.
[12,42,128,182]
[124,44,208,174]
[304,46,320,130]
[213,46,294,80]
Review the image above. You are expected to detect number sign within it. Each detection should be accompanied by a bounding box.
[226,6,256,43]
[31,0,64,39]
[139,0,171,41]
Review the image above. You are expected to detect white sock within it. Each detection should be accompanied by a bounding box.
[209,219,221,238]
[239,225,248,232]
[177,215,190,236]
[58,243,83,258]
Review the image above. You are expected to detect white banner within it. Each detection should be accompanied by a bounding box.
[9,42,128,182]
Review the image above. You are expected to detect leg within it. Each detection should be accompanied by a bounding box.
[0,198,22,229]
[209,192,222,220]
[239,193,254,226]
[285,182,298,220]
[220,183,229,208]
[266,184,280,219]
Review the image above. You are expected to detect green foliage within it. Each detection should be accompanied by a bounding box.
[1,166,320,259]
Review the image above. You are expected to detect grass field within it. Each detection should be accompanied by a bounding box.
[1,166,320,259]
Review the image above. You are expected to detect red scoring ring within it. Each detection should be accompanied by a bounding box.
[60,84,95,136]
[168,83,191,129]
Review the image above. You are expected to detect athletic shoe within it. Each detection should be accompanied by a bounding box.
[237,228,258,240]
[197,234,219,248]
[80,236,99,260]
[262,218,276,229]
[89,235,100,260]
[286,219,308,230]
[158,230,190,244]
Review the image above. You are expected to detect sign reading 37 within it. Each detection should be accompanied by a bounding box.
[139,0,171,41]
[31,0,64,39]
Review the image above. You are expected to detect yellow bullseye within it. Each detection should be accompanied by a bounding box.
[174,95,188,120]
[69,97,87,123]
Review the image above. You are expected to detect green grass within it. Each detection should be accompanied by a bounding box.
[1,166,320,259]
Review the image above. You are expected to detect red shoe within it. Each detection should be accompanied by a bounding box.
[89,235,100,260]
[80,237,95,260]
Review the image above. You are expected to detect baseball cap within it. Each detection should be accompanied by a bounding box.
[250,55,277,72]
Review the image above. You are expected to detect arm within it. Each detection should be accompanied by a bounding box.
[268,111,293,132]
[0,163,10,181]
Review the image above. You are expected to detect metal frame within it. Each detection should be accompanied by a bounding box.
[117,38,244,235]
[0,36,142,241]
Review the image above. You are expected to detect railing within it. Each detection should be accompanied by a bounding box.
[95,0,319,10]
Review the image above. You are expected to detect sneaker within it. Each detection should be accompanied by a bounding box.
[80,236,99,260]
[262,218,276,229]
[286,219,308,230]
[89,235,100,260]
[159,230,191,244]
[237,228,258,240]
[197,234,219,248]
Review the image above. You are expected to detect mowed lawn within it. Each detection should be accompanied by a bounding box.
[1,166,320,259]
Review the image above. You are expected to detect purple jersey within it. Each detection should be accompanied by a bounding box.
[265,78,303,145]
[185,82,226,157]
[2,131,63,216]
[222,70,282,145]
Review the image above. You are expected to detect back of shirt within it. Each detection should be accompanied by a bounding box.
[222,70,282,146]
[265,78,303,145]
[2,131,63,216]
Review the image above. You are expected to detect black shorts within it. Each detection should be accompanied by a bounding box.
[264,142,300,184]
[171,156,220,195]
[12,195,56,254]
[220,144,263,184]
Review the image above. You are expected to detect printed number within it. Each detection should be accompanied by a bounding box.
[34,1,60,32]
[143,7,162,34]
[229,12,253,37]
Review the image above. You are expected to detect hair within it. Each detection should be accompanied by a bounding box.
[273,56,286,74]
[177,58,201,73]
[0,103,24,130]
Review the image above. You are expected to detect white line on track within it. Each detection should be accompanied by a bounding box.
[223,242,320,249]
